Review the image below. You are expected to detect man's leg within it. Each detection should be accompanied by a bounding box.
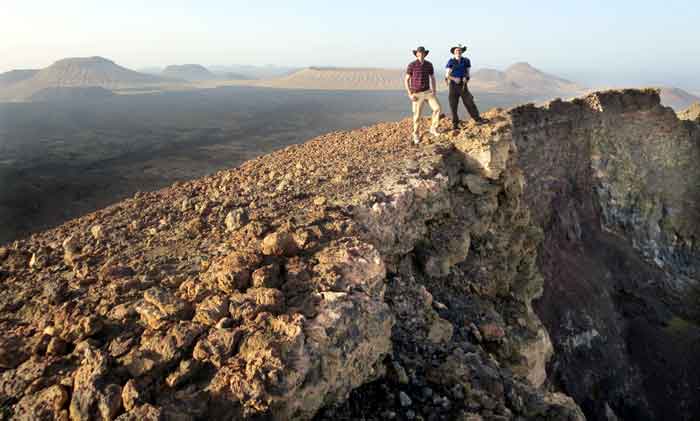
[411,94,425,135]
[448,82,460,129]
[460,85,482,121]
[427,93,442,133]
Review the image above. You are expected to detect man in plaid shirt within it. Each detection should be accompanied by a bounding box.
[404,46,442,145]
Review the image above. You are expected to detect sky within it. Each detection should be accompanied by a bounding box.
[1,0,699,90]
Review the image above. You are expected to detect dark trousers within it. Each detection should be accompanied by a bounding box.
[448,81,480,127]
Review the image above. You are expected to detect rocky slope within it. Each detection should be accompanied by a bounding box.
[0,89,697,421]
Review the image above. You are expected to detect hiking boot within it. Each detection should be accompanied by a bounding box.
[430,128,441,137]
[452,119,461,130]
[412,133,420,144]
[474,117,489,125]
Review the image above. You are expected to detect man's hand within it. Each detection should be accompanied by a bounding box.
[407,92,417,101]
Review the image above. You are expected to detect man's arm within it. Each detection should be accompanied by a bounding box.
[430,74,437,95]
[404,74,415,99]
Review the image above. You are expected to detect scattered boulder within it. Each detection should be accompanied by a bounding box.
[225,208,249,231]
[193,328,242,368]
[251,263,281,288]
[13,384,69,421]
[208,250,263,293]
[135,287,192,329]
[90,225,104,240]
[69,349,123,421]
[261,231,299,256]
[194,295,230,326]
[62,235,81,265]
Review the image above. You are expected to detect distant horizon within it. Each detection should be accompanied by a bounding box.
[3,55,700,94]
[2,1,698,91]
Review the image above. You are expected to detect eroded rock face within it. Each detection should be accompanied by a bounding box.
[512,89,700,420]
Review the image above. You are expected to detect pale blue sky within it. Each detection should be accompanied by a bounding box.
[2,0,698,89]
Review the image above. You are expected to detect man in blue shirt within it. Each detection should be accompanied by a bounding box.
[445,44,486,129]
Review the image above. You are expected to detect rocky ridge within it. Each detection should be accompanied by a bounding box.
[1,88,698,421]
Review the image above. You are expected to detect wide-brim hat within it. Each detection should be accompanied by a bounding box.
[450,44,467,54]
[413,46,429,56]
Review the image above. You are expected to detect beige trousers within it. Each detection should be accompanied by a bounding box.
[411,90,442,135]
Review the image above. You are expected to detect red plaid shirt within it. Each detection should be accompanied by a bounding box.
[406,59,434,93]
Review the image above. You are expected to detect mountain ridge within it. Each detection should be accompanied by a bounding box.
[234,61,587,100]
[0,57,172,100]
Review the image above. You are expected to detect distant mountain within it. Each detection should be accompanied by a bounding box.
[222,72,255,80]
[0,56,172,100]
[237,62,586,100]
[659,87,700,110]
[258,67,404,90]
[474,62,585,98]
[0,69,39,87]
[209,64,298,80]
[28,86,114,102]
[162,64,216,81]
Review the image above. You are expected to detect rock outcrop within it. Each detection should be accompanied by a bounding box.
[1,88,697,421]
[511,89,700,420]
[679,102,700,122]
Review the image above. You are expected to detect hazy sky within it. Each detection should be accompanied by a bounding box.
[2,0,699,89]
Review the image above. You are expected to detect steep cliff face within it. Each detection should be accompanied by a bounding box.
[0,89,697,421]
[511,89,700,420]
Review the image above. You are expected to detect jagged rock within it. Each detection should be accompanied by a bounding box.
[43,279,67,305]
[121,379,145,412]
[194,295,230,326]
[13,384,69,421]
[62,235,81,265]
[135,287,192,329]
[90,225,104,240]
[225,208,249,231]
[115,404,162,421]
[261,231,299,256]
[251,263,281,288]
[98,259,135,280]
[46,337,68,356]
[461,174,496,195]
[192,328,242,368]
[427,315,454,344]
[120,321,204,378]
[208,250,262,293]
[479,322,506,342]
[69,349,123,421]
[0,246,8,262]
[0,335,31,369]
[29,251,48,270]
[166,359,201,388]
[3,249,31,271]
[678,102,700,122]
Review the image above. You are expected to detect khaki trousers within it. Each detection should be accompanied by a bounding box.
[411,90,441,135]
